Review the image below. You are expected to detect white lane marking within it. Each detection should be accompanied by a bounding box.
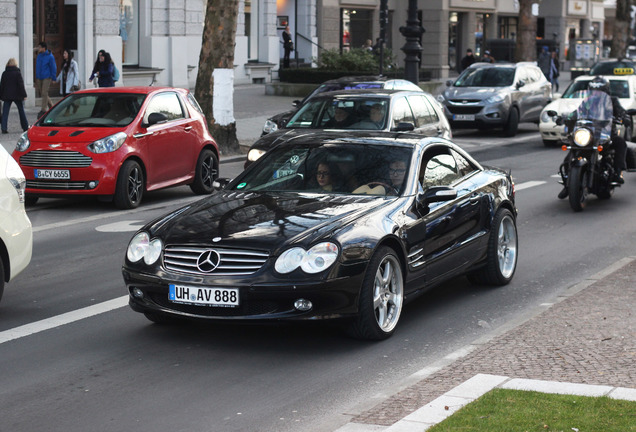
[515,180,546,191]
[96,220,146,232]
[0,296,128,345]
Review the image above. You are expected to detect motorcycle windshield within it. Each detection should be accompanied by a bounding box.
[575,90,613,136]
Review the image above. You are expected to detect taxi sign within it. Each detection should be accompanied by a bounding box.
[613,67,634,75]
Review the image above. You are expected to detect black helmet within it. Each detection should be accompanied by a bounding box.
[589,76,610,94]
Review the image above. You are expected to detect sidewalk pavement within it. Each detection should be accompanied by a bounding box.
[335,256,636,431]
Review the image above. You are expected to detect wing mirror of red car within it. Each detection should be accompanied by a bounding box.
[146,112,168,126]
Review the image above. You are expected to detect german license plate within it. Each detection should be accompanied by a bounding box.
[169,284,239,307]
[35,169,70,179]
[453,114,475,121]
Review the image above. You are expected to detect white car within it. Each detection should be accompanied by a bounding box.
[540,74,636,146]
[0,145,32,303]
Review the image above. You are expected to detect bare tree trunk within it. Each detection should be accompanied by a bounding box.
[195,0,240,155]
[611,0,632,59]
[515,0,537,62]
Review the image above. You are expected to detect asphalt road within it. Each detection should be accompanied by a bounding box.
[3,114,636,430]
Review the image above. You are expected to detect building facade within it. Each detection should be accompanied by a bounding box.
[0,1,608,108]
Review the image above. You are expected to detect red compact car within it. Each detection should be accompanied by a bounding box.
[12,86,219,209]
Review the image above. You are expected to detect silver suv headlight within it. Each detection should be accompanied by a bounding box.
[485,93,506,104]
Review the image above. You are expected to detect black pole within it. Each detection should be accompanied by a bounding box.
[379,0,388,75]
[399,0,424,84]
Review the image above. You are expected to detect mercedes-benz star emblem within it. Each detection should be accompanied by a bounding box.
[196,250,221,273]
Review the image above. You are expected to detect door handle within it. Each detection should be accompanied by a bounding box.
[469,194,481,204]
[184,126,192,131]
[133,131,154,138]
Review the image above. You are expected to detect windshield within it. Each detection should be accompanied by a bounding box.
[286,97,389,130]
[575,90,613,136]
[39,93,147,127]
[232,143,413,196]
[562,80,630,99]
[454,67,515,87]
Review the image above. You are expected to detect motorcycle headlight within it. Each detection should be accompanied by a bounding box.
[275,242,339,274]
[127,232,163,265]
[247,148,267,162]
[262,119,278,134]
[88,132,127,153]
[573,128,592,147]
[15,131,30,152]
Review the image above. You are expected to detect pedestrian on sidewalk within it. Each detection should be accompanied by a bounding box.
[282,26,293,68]
[0,58,29,134]
[549,50,560,93]
[35,41,57,118]
[57,49,80,96]
[89,50,115,88]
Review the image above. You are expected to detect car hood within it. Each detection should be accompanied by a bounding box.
[443,86,506,100]
[269,109,295,126]
[146,190,392,252]
[250,129,390,152]
[28,126,126,145]
[543,98,581,116]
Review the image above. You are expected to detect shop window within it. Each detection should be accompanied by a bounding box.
[120,0,139,66]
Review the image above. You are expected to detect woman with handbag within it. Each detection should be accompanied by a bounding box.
[57,50,80,96]
[0,58,29,133]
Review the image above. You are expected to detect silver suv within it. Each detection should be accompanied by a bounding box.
[437,62,551,136]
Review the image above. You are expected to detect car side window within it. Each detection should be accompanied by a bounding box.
[418,147,460,190]
[451,149,477,177]
[407,95,437,127]
[391,97,415,129]
[143,92,185,124]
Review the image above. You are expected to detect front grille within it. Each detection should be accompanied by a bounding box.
[26,179,89,190]
[447,105,483,115]
[20,150,92,168]
[164,246,269,276]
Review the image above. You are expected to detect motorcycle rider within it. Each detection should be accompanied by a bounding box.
[558,76,630,199]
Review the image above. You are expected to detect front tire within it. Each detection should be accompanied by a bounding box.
[114,160,144,209]
[468,208,518,286]
[568,165,587,212]
[190,149,218,195]
[348,247,404,340]
[503,107,519,137]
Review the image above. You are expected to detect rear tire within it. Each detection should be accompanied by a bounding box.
[0,259,5,304]
[467,208,518,286]
[189,149,218,195]
[503,107,519,137]
[347,246,404,340]
[568,165,587,212]
[114,160,144,209]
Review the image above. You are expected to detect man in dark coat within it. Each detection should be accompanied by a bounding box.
[0,58,29,133]
[460,48,475,72]
[282,26,292,68]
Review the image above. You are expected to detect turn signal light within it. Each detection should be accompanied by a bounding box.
[597,145,603,152]
[562,145,568,151]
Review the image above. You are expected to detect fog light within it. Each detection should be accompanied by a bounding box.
[132,288,144,299]
[294,299,312,311]
[88,181,98,189]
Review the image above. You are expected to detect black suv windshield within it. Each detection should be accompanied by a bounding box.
[454,67,515,87]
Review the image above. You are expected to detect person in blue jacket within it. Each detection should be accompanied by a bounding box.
[35,41,57,118]
[89,51,115,88]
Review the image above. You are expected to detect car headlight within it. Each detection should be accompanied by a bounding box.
[88,132,127,153]
[573,128,592,147]
[247,148,267,162]
[275,242,339,274]
[262,119,278,134]
[127,232,163,265]
[15,131,30,152]
[485,94,506,104]
[5,156,26,203]
[540,110,552,123]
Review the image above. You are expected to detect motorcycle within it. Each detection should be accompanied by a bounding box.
[548,91,636,212]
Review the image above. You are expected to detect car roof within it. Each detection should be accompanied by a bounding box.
[589,59,636,75]
[72,86,187,95]
[308,88,427,99]
[321,75,391,85]
[468,62,534,70]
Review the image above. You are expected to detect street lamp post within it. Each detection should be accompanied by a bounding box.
[399,0,425,84]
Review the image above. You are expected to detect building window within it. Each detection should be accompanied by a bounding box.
[341,9,373,52]
[120,0,139,66]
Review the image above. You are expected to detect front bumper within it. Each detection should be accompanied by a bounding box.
[443,101,509,128]
[539,122,566,142]
[123,266,365,322]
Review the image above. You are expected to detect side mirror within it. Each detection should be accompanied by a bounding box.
[627,108,636,116]
[147,112,168,126]
[515,81,526,89]
[420,186,457,204]
[212,178,232,190]
[391,122,415,132]
[445,80,453,87]
[292,100,301,107]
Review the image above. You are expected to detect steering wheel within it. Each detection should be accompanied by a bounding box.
[366,182,399,195]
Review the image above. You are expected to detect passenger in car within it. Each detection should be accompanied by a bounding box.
[325,107,354,129]
[351,103,386,130]
[308,160,342,192]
